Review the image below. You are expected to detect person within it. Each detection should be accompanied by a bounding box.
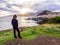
[11,15,21,38]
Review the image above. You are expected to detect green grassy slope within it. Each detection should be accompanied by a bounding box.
[0,24,60,45]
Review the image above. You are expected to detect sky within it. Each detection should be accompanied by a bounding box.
[0,0,60,16]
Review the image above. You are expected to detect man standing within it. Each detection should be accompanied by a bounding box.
[11,15,21,38]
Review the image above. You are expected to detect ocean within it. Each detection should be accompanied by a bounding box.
[0,15,38,31]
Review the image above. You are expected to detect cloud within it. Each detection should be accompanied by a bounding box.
[54,0,60,6]
[0,0,6,3]
[0,0,60,16]
[0,3,7,8]
[53,10,60,12]
[0,0,47,16]
[0,10,13,17]
[5,0,46,4]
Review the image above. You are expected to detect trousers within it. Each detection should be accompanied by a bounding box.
[13,27,21,38]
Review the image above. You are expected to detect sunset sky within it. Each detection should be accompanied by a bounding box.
[0,0,60,16]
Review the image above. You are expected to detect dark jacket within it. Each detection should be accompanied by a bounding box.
[11,19,18,28]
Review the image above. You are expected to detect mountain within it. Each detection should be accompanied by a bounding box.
[37,10,51,16]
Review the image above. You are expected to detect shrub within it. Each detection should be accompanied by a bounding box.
[48,16,60,23]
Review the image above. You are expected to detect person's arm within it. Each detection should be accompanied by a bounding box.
[11,19,13,25]
[16,20,18,27]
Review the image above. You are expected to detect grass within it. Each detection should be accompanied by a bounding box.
[0,24,60,45]
[0,30,14,45]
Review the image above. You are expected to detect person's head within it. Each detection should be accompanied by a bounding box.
[13,15,17,19]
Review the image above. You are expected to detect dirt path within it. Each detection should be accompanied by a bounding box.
[6,35,60,45]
